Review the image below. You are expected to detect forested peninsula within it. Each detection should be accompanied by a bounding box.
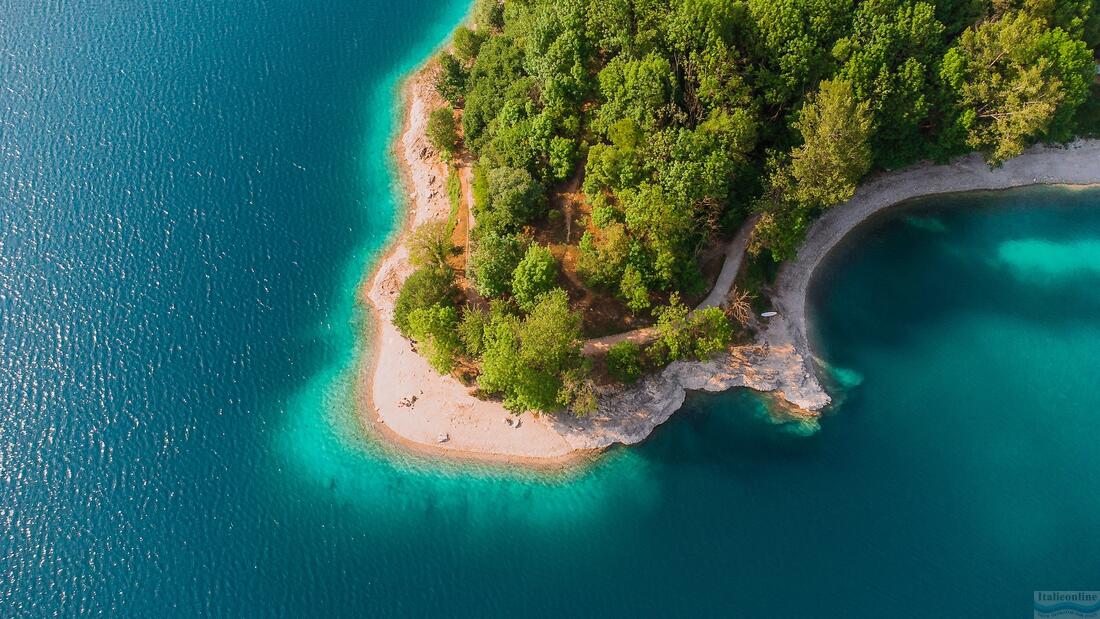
[362,0,1100,465]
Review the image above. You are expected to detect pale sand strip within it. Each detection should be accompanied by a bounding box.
[359,68,583,467]
[360,60,1100,465]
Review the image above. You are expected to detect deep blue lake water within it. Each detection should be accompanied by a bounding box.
[2,2,1098,617]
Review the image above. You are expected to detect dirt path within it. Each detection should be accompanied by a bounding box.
[582,214,759,355]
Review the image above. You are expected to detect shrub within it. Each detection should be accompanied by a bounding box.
[607,341,643,383]
[477,289,586,413]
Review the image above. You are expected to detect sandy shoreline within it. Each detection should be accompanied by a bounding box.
[358,67,593,468]
[358,59,1100,467]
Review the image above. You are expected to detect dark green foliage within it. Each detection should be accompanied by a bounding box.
[393,267,456,337]
[427,107,459,160]
[469,232,525,297]
[607,341,644,383]
[477,166,546,234]
[834,0,946,167]
[435,53,467,106]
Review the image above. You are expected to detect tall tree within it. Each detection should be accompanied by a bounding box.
[789,79,873,207]
[940,10,1093,164]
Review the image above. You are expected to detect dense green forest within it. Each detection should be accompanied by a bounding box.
[400,0,1099,415]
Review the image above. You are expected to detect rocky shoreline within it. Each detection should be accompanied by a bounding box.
[359,60,1100,466]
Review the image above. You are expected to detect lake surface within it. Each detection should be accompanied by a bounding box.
[2,2,1098,616]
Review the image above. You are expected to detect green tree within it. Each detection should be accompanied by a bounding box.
[435,52,467,106]
[405,304,462,373]
[408,219,453,270]
[940,10,1094,164]
[650,293,694,363]
[393,267,456,337]
[511,244,559,311]
[459,306,490,356]
[479,166,546,233]
[790,79,873,207]
[427,107,459,160]
[607,340,644,383]
[834,0,946,167]
[453,26,487,63]
[690,306,733,359]
[478,288,586,413]
[619,265,651,314]
[548,136,577,181]
[469,232,525,298]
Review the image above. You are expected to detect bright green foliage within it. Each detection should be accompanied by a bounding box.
[548,136,577,181]
[435,53,467,106]
[475,0,505,32]
[650,293,694,363]
[477,289,586,413]
[462,36,526,152]
[393,267,455,337]
[619,265,651,314]
[405,304,462,373]
[427,107,459,160]
[408,219,453,270]
[511,244,559,311]
[834,0,946,167]
[649,294,733,363]
[746,0,855,108]
[690,306,734,359]
[595,53,675,134]
[469,232,525,297]
[790,79,874,207]
[453,27,487,63]
[940,10,1094,164]
[607,341,644,383]
[459,306,490,356]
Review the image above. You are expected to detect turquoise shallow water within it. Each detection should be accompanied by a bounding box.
[3,2,1099,616]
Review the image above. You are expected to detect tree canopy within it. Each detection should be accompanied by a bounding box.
[403,0,1099,410]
